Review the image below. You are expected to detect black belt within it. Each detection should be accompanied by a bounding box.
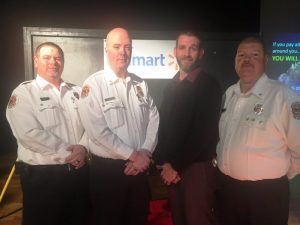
[15,161,78,174]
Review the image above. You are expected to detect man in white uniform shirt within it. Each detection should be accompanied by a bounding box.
[78,27,159,225]
[6,42,90,225]
[217,36,300,225]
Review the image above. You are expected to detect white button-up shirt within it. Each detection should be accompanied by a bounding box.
[6,75,87,165]
[78,69,159,160]
[217,74,300,180]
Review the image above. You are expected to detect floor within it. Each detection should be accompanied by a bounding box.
[0,153,22,225]
[1,152,300,225]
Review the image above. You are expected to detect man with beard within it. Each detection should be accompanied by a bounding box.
[217,36,300,225]
[152,31,222,225]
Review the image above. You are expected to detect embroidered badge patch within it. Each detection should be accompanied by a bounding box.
[291,102,300,120]
[81,85,90,98]
[253,103,264,116]
[135,85,144,99]
[7,95,17,109]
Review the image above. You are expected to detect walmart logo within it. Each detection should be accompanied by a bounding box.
[130,53,178,69]
[167,53,179,70]
[131,54,165,66]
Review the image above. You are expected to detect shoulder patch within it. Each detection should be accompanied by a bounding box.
[7,95,17,109]
[135,85,144,98]
[291,102,300,120]
[81,85,90,98]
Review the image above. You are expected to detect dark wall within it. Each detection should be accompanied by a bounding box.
[0,0,260,154]
[260,0,300,33]
[260,0,300,77]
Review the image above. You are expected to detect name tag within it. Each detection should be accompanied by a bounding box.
[104,97,116,102]
[40,97,50,101]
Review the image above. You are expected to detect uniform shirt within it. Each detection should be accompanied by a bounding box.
[217,74,300,180]
[78,69,159,160]
[6,75,87,165]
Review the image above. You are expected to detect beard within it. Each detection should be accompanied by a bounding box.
[176,56,201,73]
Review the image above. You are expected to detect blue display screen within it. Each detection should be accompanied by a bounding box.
[266,33,300,95]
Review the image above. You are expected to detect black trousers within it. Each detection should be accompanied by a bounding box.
[17,162,90,225]
[89,155,150,225]
[168,161,217,225]
[217,170,289,225]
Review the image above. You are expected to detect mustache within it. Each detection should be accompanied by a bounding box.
[180,56,193,61]
[241,62,253,67]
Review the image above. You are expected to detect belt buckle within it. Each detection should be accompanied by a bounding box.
[67,164,76,171]
[212,158,217,167]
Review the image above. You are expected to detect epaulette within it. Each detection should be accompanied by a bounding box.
[21,80,33,85]
[129,73,143,83]
[65,82,78,89]
[66,82,76,88]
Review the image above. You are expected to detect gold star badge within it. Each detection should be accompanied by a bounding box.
[253,103,264,116]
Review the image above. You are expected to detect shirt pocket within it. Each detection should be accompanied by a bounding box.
[243,114,267,148]
[38,101,60,129]
[102,99,125,129]
[244,114,266,128]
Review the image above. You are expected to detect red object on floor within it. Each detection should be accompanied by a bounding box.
[148,199,173,225]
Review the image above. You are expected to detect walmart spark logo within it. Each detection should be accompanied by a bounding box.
[168,53,178,70]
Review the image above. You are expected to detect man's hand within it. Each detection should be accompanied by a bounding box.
[65,145,87,169]
[124,161,140,176]
[157,163,181,185]
[128,149,151,172]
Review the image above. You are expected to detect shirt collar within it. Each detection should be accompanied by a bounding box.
[174,66,201,83]
[104,67,131,84]
[36,74,69,90]
[233,73,268,99]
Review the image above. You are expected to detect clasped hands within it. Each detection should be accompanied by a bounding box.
[65,144,87,169]
[157,163,181,185]
[124,149,151,176]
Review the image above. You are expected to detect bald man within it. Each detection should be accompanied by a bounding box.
[78,27,159,225]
